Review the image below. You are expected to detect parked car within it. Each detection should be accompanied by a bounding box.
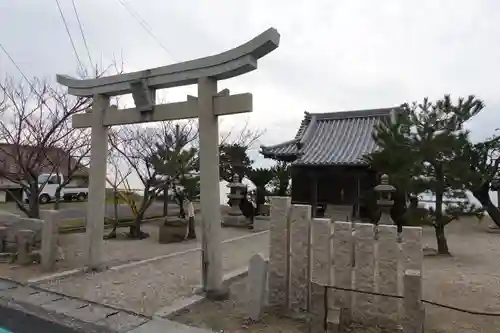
[23,173,89,204]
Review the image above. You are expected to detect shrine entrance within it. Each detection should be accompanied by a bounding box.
[56,28,280,297]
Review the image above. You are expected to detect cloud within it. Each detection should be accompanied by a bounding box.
[2,0,500,186]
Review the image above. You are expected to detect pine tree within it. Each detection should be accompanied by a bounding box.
[368,95,485,254]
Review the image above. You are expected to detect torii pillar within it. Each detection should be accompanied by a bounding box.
[56,28,280,297]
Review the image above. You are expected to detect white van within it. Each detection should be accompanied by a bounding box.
[23,173,89,204]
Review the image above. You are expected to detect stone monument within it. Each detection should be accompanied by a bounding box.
[56,28,280,298]
[246,253,268,321]
[222,174,250,227]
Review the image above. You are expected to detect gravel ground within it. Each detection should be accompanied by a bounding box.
[173,277,310,333]
[38,232,270,316]
[173,277,399,333]
[176,217,500,333]
[0,218,252,281]
[421,218,500,333]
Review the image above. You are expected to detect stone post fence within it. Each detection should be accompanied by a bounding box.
[267,197,424,332]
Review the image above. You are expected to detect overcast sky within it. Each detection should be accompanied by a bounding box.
[2,0,500,188]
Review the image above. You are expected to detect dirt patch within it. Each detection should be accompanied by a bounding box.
[172,277,309,333]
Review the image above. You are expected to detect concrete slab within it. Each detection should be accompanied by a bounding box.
[41,297,88,315]
[67,303,119,323]
[127,317,214,333]
[0,286,39,301]
[153,294,205,319]
[0,280,16,291]
[96,312,149,333]
[25,291,64,306]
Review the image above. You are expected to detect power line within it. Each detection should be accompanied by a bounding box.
[71,0,93,69]
[0,42,56,113]
[54,0,85,73]
[115,0,176,61]
[0,43,38,93]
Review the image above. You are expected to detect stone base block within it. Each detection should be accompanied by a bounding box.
[222,215,250,227]
[0,252,11,263]
[259,204,270,216]
[488,223,500,233]
[253,216,270,232]
[327,308,343,333]
[205,286,230,301]
[159,218,188,244]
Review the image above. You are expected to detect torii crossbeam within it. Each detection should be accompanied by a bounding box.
[56,28,280,299]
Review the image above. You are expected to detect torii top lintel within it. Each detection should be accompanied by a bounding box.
[56,28,280,97]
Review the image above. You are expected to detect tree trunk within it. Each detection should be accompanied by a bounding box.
[27,183,40,218]
[53,187,62,210]
[130,209,145,239]
[278,177,289,196]
[113,189,119,222]
[175,190,186,219]
[391,189,407,233]
[106,189,120,239]
[434,223,449,254]
[434,166,450,255]
[129,190,153,239]
[473,183,500,227]
[255,186,266,216]
[163,183,169,217]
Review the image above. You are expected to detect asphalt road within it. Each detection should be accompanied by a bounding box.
[0,305,78,333]
[1,202,179,220]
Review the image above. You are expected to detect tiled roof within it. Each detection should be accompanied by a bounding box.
[260,108,397,166]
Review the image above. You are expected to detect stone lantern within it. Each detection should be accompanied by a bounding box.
[222,174,249,227]
[374,174,395,225]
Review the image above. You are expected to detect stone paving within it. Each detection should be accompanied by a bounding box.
[0,277,215,332]
[39,232,270,316]
[0,277,148,332]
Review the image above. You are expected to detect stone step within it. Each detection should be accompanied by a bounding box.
[0,278,149,332]
[326,307,342,333]
[127,317,214,333]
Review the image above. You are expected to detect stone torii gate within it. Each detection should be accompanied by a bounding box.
[56,28,280,297]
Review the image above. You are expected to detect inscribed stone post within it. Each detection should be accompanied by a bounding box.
[311,218,331,321]
[311,218,331,284]
[246,253,268,321]
[353,223,376,323]
[86,94,110,270]
[268,196,291,309]
[40,210,59,272]
[403,269,424,333]
[377,225,399,325]
[332,221,353,321]
[401,227,423,272]
[289,204,311,312]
